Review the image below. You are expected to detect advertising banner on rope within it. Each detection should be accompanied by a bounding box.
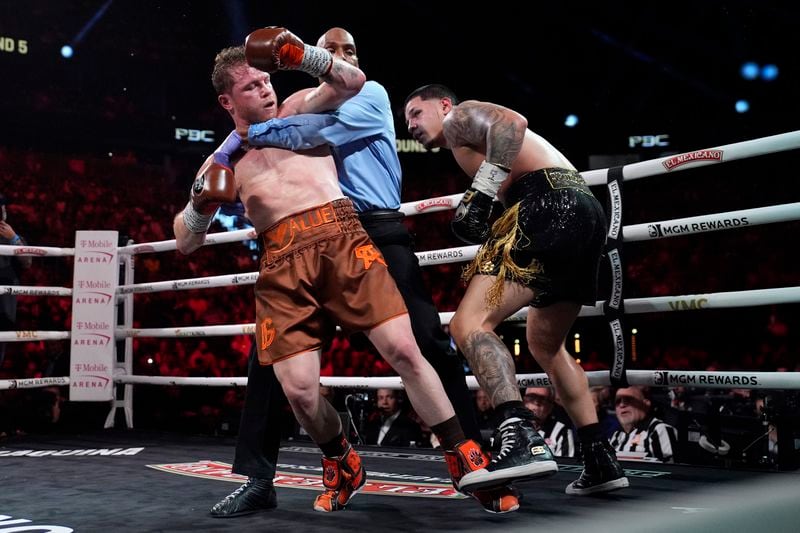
[69,231,118,401]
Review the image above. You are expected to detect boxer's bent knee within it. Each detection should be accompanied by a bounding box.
[449,314,471,348]
[384,335,423,366]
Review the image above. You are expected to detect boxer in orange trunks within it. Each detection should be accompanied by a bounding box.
[173,29,519,513]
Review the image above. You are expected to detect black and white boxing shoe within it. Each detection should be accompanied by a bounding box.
[458,407,558,492]
[566,440,629,495]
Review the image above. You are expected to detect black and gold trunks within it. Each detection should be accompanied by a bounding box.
[463,168,607,308]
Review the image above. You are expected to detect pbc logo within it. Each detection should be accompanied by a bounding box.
[175,128,215,143]
[629,134,670,148]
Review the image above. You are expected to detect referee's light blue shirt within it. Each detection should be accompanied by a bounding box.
[248,81,402,212]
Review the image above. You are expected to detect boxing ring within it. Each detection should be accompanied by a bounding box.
[1,130,799,532]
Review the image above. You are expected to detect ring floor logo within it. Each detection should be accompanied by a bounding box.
[148,448,670,497]
[147,460,464,499]
[0,515,73,532]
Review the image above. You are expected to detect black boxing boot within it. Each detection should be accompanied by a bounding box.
[566,440,629,495]
[458,404,558,492]
[210,477,277,517]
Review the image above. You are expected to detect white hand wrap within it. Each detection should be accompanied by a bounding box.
[299,45,333,77]
[471,160,509,198]
[182,201,214,234]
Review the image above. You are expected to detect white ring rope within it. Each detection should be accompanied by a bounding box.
[117,272,259,295]
[5,369,797,392]
[120,324,255,339]
[581,129,800,185]
[116,229,256,256]
[109,200,800,271]
[402,132,800,213]
[110,199,800,265]
[0,244,75,257]
[622,202,800,242]
[7,196,800,300]
[115,285,800,340]
[0,376,70,391]
[0,286,72,296]
[3,285,798,343]
[0,331,70,342]
[414,200,800,264]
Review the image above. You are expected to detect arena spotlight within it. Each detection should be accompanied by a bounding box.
[63,0,114,59]
[761,64,779,81]
[735,100,750,113]
[564,114,579,127]
[740,62,759,80]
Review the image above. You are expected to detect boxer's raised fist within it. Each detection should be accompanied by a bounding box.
[245,26,332,77]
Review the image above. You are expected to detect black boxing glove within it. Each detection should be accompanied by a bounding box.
[451,188,494,244]
[451,161,510,244]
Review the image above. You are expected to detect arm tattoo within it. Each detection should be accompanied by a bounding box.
[486,119,524,170]
[461,330,522,407]
[446,102,490,147]
[307,62,352,108]
[447,102,524,169]
[322,60,360,85]
[327,60,344,78]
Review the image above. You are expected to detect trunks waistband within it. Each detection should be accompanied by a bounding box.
[506,167,591,204]
[260,198,358,255]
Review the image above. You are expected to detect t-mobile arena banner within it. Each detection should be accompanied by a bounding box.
[69,231,118,401]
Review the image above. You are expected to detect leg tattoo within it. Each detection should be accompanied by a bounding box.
[462,330,521,407]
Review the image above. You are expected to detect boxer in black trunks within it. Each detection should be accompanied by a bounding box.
[469,167,606,308]
[404,84,629,497]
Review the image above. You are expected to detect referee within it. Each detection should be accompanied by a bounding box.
[610,386,679,462]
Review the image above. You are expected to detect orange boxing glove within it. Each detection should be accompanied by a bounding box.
[245,26,333,77]
[182,161,237,234]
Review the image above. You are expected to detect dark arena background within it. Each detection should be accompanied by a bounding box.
[1,2,799,531]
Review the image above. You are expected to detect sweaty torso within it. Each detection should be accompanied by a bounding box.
[233,145,343,233]
[451,130,577,204]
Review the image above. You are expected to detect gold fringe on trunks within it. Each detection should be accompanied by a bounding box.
[461,203,544,309]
